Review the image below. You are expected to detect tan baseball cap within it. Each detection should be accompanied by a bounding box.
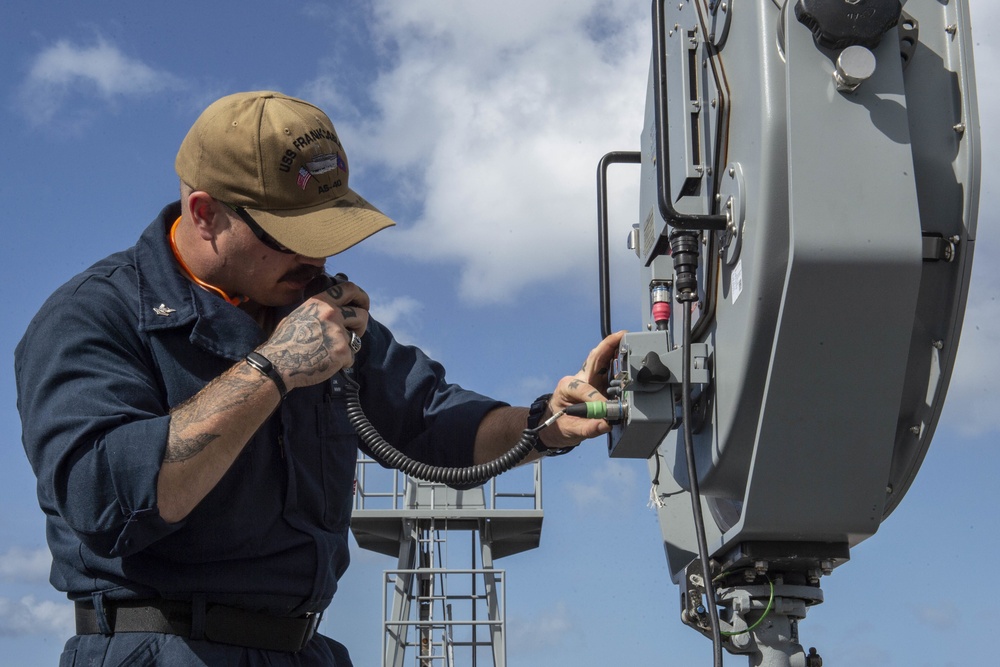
[175,91,395,257]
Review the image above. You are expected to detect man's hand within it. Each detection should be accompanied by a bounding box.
[536,330,626,451]
[159,276,371,523]
[258,277,370,391]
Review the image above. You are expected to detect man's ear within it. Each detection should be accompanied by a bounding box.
[187,191,229,241]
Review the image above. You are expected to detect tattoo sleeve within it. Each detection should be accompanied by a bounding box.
[165,363,267,462]
[164,433,220,462]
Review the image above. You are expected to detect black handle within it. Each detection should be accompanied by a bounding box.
[651,0,727,232]
[597,151,642,340]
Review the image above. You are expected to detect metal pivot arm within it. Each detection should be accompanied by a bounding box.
[651,0,727,232]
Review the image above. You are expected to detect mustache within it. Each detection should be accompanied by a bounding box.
[281,265,325,284]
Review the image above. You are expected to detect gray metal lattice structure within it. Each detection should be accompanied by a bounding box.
[351,457,543,667]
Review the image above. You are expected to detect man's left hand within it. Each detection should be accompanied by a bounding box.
[536,330,626,451]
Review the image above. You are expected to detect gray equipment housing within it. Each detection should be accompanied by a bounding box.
[603,0,978,614]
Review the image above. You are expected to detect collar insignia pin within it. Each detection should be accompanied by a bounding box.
[153,303,176,317]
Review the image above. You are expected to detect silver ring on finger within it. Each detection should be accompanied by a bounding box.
[349,332,362,354]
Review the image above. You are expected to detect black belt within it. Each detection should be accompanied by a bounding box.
[75,599,321,653]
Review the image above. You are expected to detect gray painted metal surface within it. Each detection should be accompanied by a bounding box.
[603,0,979,663]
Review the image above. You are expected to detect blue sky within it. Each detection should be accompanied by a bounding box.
[0,1,997,665]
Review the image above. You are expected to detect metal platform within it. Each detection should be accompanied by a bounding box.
[350,457,544,666]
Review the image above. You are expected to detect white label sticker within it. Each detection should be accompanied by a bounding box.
[731,259,744,304]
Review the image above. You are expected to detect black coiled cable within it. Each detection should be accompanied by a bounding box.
[340,371,539,486]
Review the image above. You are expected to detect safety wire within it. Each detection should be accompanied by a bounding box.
[714,572,775,637]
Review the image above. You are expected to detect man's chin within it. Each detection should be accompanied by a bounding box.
[246,287,305,309]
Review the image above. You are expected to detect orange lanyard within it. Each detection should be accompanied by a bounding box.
[168,216,244,306]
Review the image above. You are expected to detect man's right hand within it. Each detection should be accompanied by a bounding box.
[257,277,370,391]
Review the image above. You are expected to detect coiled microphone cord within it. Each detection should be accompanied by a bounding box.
[341,371,539,486]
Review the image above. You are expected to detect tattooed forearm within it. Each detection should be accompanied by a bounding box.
[171,371,263,428]
[165,433,220,462]
[158,348,305,522]
[166,367,266,463]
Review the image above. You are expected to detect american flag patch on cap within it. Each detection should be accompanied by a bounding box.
[297,167,312,189]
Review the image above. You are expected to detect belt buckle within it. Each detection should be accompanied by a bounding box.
[299,611,322,650]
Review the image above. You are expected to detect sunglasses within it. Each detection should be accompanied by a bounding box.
[223,202,296,254]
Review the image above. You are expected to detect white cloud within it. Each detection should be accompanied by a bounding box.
[941,286,1000,436]
[0,595,74,638]
[370,294,424,347]
[507,600,572,652]
[565,459,643,511]
[315,0,649,304]
[18,37,183,125]
[944,1,1000,435]
[0,547,51,583]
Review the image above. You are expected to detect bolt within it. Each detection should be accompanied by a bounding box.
[754,560,768,575]
[953,123,966,134]
[729,166,735,177]
[711,98,717,108]
[946,24,958,36]
[909,425,920,435]
[932,340,944,350]
[820,560,833,576]
[834,46,876,92]
[721,2,728,11]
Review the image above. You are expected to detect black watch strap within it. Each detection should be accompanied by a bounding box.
[527,393,576,457]
[245,351,288,400]
[527,393,553,430]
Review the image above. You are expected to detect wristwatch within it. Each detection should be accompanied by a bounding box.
[527,393,576,457]
[527,393,553,430]
[245,351,288,400]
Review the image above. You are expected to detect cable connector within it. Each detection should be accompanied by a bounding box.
[562,400,625,422]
